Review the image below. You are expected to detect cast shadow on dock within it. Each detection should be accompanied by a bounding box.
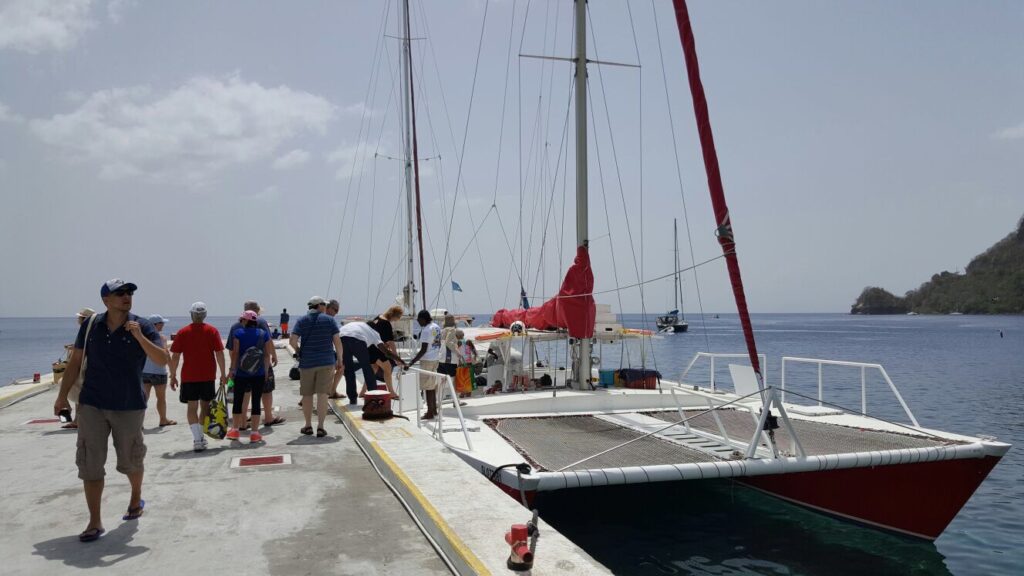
[32,522,147,569]
[158,447,230,459]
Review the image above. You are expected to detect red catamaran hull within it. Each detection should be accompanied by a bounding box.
[741,455,1002,540]
[490,455,1001,540]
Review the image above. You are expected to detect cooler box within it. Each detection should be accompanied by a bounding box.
[617,368,661,390]
[598,369,616,387]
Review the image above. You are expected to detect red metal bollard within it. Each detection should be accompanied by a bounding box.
[505,523,533,571]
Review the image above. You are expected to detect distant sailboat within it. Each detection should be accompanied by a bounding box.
[656,219,689,333]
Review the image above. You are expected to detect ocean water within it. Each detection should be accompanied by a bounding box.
[2,313,1021,574]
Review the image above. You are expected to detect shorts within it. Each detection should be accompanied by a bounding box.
[142,373,168,385]
[76,404,146,481]
[419,360,440,391]
[179,381,216,403]
[299,365,335,396]
[438,362,457,377]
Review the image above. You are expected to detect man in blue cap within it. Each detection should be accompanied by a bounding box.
[54,278,169,543]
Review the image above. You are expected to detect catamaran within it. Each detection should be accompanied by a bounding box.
[374,0,1008,542]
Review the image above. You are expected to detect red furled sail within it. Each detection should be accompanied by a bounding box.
[492,246,596,338]
[671,0,762,379]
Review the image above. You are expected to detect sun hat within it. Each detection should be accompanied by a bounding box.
[100,278,137,297]
[308,296,326,306]
[76,307,96,319]
[148,314,169,324]
[240,310,259,322]
[190,302,207,314]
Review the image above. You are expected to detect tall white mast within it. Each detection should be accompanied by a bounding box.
[574,0,591,388]
[400,0,416,324]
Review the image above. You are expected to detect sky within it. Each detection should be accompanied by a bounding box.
[0,0,1021,318]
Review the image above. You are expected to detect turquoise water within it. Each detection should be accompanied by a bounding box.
[2,313,1021,574]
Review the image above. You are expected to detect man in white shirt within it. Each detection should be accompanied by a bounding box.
[338,321,407,404]
[405,310,442,419]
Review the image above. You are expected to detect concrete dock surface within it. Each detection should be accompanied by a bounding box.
[0,354,608,575]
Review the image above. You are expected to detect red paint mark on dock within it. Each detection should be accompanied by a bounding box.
[239,455,285,467]
[26,418,60,424]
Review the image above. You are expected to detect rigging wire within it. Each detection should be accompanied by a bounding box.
[650,0,712,351]
[432,0,491,306]
[326,0,392,297]
[415,1,497,312]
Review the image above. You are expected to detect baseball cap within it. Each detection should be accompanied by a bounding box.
[240,310,258,322]
[308,296,325,306]
[100,278,138,297]
[76,307,96,319]
[190,302,207,314]
[148,314,169,324]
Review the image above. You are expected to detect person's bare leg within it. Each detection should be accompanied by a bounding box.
[83,479,104,531]
[186,400,199,425]
[302,396,313,427]
[144,383,152,403]
[154,384,170,424]
[380,361,397,398]
[316,393,328,428]
[333,368,345,397]
[127,470,143,511]
[262,391,275,423]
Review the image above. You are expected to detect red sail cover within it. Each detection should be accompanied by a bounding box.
[492,246,596,338]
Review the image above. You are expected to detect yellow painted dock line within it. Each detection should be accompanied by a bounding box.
[338,402,492,576]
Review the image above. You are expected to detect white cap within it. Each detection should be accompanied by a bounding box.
[307,296,325,306]
[190,302,207,314]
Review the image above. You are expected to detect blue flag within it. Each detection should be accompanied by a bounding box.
[520,287,530,309]
[451,281,463,292]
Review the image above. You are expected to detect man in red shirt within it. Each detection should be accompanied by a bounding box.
[169,302,227,451]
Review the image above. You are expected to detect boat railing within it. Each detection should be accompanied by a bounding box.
[402,366,474,451]
[680,352,769,392]
[780,356,919,427]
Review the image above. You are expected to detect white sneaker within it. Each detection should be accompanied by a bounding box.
[193,438,208,452]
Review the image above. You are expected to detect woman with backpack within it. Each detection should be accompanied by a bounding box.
[227,310,273,443]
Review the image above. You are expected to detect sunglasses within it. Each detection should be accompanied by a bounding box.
[113,289,135,297]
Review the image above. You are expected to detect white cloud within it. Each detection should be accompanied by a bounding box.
[326,143,368,181]
[993,121,1024,140]
[0,0,95,54]
[30,75,336,186]
[272,148,310,170]
[0,101,23,123]
[106,0,134,23]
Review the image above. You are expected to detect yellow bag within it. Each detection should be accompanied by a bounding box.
[204,385,229,439]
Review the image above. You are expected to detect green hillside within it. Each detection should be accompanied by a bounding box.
[851,215,1024,314]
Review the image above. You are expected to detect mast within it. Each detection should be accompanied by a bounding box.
[671,0,761,378]
[573,0,591,388]
[400,0,416,322]
[404,0,428,311]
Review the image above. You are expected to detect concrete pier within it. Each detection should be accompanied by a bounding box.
[0,353,607,575]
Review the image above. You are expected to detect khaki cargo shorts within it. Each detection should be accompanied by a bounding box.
[299,365,335,396]
[76,404,146,481]
[419,360,440,391]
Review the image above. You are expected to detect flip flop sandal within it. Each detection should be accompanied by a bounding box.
[79,527,105,542]
[159,420,177,427]
[316,428,327,438]
[300,426,313,436]
[266,417,286,426]
[61,422,78,429]
[122,499,145,521]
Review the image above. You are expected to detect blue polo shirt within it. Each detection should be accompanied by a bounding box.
[74,312,161,411]
[292,311,339,369]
